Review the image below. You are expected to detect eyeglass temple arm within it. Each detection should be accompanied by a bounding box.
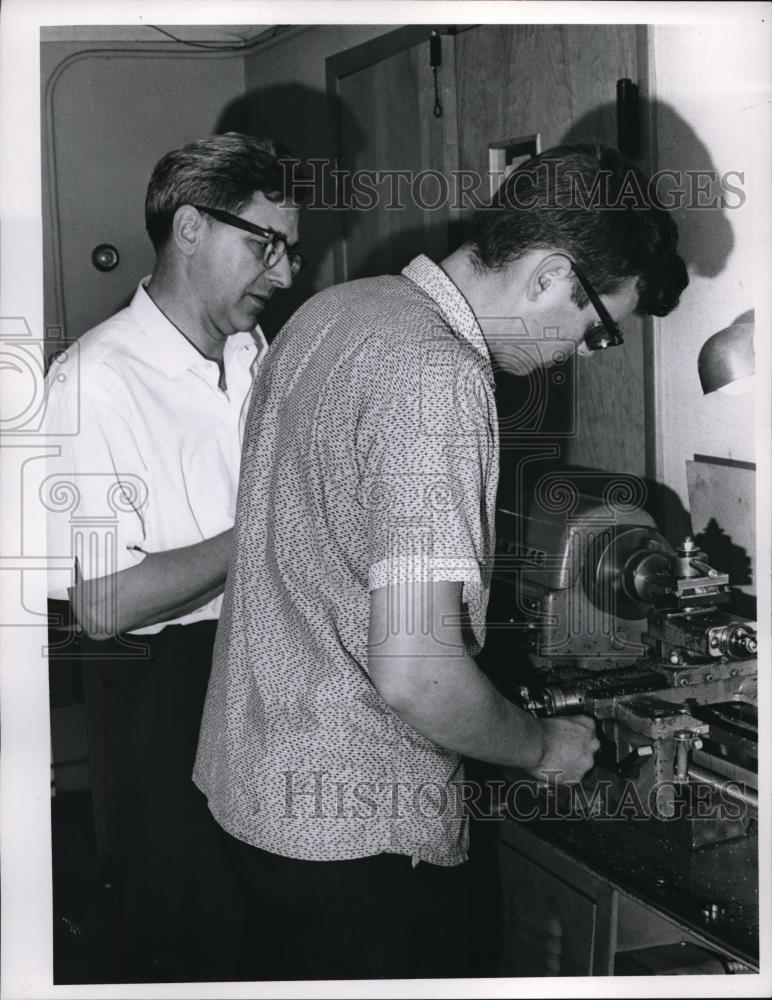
[571,262,619,330]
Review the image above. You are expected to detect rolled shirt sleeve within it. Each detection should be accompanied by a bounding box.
[362,333,496,640]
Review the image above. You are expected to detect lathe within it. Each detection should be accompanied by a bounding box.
[486,493,758,849]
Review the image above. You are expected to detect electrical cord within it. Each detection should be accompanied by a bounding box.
[148,24,286,51]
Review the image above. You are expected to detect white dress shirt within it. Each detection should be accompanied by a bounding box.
[44,279,265,633]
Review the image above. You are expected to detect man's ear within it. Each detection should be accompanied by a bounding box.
[526,253,572,302]
[171,205,204,256]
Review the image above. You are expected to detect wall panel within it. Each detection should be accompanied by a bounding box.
[454,24,648,480]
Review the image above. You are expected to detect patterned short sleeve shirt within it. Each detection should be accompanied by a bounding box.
[194,256,499,865]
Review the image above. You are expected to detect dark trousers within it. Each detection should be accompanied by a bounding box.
[104,620,244,982]
[224,833,471,981]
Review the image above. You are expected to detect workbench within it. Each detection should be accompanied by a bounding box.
[499,814,758,976]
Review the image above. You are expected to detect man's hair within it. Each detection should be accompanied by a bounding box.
[145,132,308,252]
[468,144,688,316]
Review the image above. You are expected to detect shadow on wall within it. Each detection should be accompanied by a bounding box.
[348,98,736,306]
[496,100,736,502]
[562,99,735,279]
[215,84,367,337]
[560,100,743,546]
[351,221,452,286]
[214,91,737,336]
[695,517,755,618]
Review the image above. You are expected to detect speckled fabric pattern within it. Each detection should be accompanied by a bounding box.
[194,256,499,865]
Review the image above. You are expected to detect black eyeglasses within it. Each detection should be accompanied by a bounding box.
[570,262,624,351]
[193,205,304,277]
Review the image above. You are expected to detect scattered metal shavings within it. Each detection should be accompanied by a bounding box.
[60,916,83,937]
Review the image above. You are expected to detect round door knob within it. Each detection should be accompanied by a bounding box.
[91,244,120,272]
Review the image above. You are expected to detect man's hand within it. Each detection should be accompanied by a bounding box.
[526,715,600,785]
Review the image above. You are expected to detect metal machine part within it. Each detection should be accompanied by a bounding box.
[686,763,758,812]
[491,501,664,670]
[513,667,758,843]
[589,533,734,620]
[644,607,758,665]
[500,497,758,846]
[588,525,673,620]
[516,683,587,717]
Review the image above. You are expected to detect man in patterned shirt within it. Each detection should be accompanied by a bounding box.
[194,145,688,980]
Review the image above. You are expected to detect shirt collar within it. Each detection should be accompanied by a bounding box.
[128,279,260,378]
[401,255,492,374]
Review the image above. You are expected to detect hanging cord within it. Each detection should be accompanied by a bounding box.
[430,30,443,118]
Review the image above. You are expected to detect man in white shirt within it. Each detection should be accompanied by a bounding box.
[45,132,304,981]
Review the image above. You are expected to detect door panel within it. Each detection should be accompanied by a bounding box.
[455,24,639,171]
[335,31,458,280]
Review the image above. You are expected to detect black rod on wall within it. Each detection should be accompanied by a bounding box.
[617,78,639,157]
[430,30,443,118]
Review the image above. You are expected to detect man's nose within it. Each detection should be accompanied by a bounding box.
[266,254,294,289]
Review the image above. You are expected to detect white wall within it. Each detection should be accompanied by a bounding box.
[244,24,392,89]
[651,20,771,508]
[41,40,247,340]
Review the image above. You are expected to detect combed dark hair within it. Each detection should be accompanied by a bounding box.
[145,132,309,251]
[468,144,688,317]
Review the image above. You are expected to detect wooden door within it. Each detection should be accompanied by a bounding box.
[454,25,641,172]
[328,27,460,281]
